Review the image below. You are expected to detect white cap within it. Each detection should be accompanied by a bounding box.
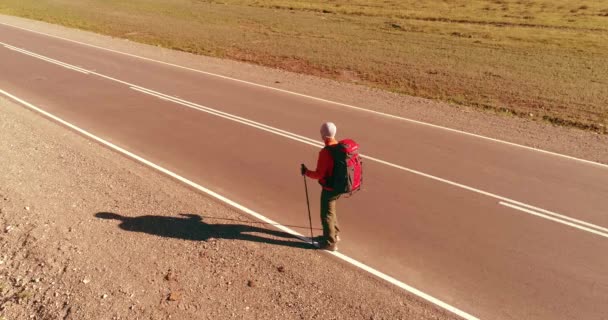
[320,122,337,139]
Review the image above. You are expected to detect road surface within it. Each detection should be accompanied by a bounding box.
[1,21,607,320]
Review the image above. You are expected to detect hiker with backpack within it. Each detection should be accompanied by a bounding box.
[301,122,362,252]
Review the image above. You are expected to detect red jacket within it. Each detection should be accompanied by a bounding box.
[306,139,337,190]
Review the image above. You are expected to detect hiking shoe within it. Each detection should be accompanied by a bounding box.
[319,242,338,252]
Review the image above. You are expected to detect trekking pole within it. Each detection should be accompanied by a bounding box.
[303,174,315,247]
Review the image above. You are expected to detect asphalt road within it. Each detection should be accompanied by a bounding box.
[1,22,607,320]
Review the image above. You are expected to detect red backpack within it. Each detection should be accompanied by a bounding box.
[324,139,363,195]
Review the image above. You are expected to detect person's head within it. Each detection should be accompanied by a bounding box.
[320,122,337,141]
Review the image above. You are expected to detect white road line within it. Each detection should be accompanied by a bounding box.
[499,202,608,239]
[0,20,606,169]
[3,41,606,240]
[0,88,479,320]
[3,43,90,74]
[126,90,608,240]
[130,86,323,146]
[128,88,608,238]
[131,87,321,147]
[507,201,608,233]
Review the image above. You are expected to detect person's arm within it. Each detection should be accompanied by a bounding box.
[305,149,330,180]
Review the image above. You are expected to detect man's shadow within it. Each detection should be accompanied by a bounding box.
[95,212,312,249]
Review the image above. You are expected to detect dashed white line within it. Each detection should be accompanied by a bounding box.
[0,88,480,320]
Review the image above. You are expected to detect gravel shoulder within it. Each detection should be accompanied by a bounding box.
[0,97,458,319]
[0,14,607,165]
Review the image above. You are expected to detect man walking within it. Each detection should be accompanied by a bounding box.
[301,122,342,252]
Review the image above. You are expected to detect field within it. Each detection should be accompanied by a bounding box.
[1,0,607,132]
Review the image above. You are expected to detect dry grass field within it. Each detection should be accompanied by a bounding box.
[1,0,607,132]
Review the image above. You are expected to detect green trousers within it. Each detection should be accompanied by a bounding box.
[321,189,341,245]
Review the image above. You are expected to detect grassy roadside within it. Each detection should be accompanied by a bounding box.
[0,0,607,132]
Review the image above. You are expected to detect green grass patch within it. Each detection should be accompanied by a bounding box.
[1,0,606,132]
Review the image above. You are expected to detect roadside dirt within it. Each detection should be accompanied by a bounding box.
[0,97,458,319]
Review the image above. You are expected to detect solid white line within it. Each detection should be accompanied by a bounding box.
[129,86,323,146]
[5,45,89,74]
[499,202,608,239]
[2,43,90,74]
[130,87,321,147]
[507,201,608,233]
[0,20,606,169]
[365,154,608,236]
[129,86,608,236]
[4,41,605,241]
[0,88,479,320]
[133,88,608,239]
[131,87,321,147]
